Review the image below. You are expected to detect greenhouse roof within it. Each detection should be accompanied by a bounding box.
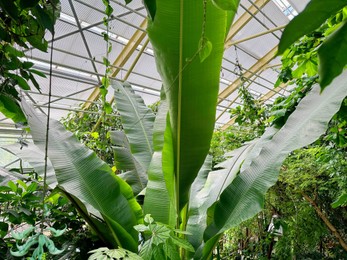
[0,0,309,138]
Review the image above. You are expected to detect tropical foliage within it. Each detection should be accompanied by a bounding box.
[2,0,347,259]
[0,0,60,123]
[0,171,97,259]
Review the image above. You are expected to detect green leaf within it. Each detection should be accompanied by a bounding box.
[104,102,112,114]
[22,62,34,69]
[0,0,19,19]
[16,179,28,190]
[7,180,17,193]
[147,0,236,211]
[170,235,194,252]
[4,45,25,57]
[199,38,213,63]
[144,214,154,224]
[278,0,347,55]
[27,35,48,52]
[212,0,239,11]
[7,74,31,90]
[29,69,46,78]
[112,81,155,171]
[0,222,8,238]
[110,81,155,195]
[105,4,113,17]
[21,100,142,252]
[144,0,156,21]
[318,21,347,90]
[19,0,40,9]
[144,91,177,226]
[2,143,58,188]
[186,144,254,258]
[134,224,149,232]
[33,5,55,33]
[0,168,28,186]
[331,192,347,208]
[204,69,347,251]
[110,131,147,195]
[0,95,27,123]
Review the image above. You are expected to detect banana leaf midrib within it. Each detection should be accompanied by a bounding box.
[121,86,153,156]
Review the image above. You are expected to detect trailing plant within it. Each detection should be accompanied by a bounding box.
[229,85,268,135]
[99,0,114,113]
[0,0,60,123]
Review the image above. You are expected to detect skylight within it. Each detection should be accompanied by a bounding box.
[273,0,298,20]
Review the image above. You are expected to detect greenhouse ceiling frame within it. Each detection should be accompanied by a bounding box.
[0,0,307,139]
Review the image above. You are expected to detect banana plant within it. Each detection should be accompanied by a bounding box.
[14,0,347,259]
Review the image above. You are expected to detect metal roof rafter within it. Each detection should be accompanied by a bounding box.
[68,0,101,84]
[82,18,148,110]
[225,0,271,47]
[218,46,278,104]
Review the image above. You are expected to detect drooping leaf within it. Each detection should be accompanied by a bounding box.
[2,143,58,188]
[203,69,347,253]
[278,0,347,55]
[27,34,48,52]
[21,100,142,252]
[147,0,239,212]
[186,143,254,258]
[0,166,27,187]
[7,74,31,90]
[33,5,55,33]
[318,21,347,89]
[112,81,155,172]
[110,131,146,195]
[0,95,27,123]
[143,91,176,226]
[60,190,117,247]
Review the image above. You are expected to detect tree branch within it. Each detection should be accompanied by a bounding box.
[302,192,347,252]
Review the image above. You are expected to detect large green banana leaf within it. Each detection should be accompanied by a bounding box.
[147,0,239,211]
[110,130,146,195]
[143,91,176,226]
[2,143,57,188]
[203,69,347,256]
[0,167,28,185]
[186,143,255,258]
[21,100,142,252]
[111,81,155,171]
[2,143,116,246]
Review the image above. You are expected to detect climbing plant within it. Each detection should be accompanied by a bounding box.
[0,0,60,123]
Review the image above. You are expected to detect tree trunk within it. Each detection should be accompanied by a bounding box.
[302,192,347,252]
